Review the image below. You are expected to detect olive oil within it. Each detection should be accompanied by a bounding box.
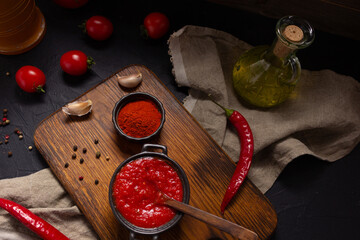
[232,16,314,108]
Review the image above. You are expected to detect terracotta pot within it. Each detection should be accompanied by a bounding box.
[0,0,46,55]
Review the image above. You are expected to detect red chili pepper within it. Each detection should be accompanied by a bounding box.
[211,100,254,214]
[0,198,70,240]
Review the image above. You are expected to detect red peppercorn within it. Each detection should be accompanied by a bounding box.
[5,135,9,140]
[2,117,7,122]
[79,176,84,181]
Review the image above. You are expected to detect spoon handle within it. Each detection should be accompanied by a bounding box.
[165,198,258,240]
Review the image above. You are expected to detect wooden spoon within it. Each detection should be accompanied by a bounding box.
[161,194,258,240]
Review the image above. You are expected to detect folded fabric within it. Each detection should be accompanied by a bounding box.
[168,25,360,193]
[0,169,98,239]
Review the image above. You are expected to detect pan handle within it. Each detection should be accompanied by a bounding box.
[141,144,168,156]
[129,232,159,240]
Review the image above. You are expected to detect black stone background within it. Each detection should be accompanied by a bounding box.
[0,0,359,239]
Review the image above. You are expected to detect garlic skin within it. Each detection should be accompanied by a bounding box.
[117,73,142,88]
[62,100,93,117]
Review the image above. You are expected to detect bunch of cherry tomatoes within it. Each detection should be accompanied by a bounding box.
[16,1,170,93]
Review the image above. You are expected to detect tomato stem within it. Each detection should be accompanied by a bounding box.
[140,25,149,39]
[87,56,95,69]
[34,85,45,93]
[78,21,87,34]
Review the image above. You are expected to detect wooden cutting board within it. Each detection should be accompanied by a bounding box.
[34,65,277,240]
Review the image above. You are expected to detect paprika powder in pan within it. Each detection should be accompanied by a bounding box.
[118,99,162,138]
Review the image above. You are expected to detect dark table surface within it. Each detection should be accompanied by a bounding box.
[1,0,359,239]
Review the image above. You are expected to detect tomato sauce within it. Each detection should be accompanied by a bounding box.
[112,157,183,228]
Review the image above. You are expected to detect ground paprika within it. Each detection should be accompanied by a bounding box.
[118,99,161,138]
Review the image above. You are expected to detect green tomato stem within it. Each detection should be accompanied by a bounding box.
[36,86,45,93]
[87,56,95,69]
[140,25,149,39]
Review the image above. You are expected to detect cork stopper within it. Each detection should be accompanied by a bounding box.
[283,25,304,42]
[271,24,305,59]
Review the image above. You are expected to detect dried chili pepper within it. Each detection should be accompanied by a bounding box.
[211,100,254,214]
[0,198,70,240]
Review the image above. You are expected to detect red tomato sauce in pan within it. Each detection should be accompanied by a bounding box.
[112,157,183,228]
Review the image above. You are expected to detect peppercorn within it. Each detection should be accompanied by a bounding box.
[95,180,99,185]
[83,148,87,153]
[5,135,9,140]
[4,140,8,144]
[73,145,78,151]
[8,152,12,157]
[28,146,33,151]
[80,158,84,164]
[106,156,110,161]
[79,176,83,181]
[95,151,101,158]
[5,120,10,125]
[72,153,76,159]
[64,163,69,168]
[94,139,99,144]
[0,141,2,145]
[19,135,23,140]
[5,72,10,76]
[3,109,7,113]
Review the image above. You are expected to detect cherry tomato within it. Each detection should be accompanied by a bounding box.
[53,0,88,9]
[85,16,113,41]
[15,66,46,93]
[60,50,94,76]
[143,12,170,39]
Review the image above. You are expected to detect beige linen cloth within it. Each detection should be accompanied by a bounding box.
[1,25,360,239]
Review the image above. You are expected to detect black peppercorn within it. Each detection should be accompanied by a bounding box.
[72,153,76,159]
[96,151,101,158]
[80,158,84,164]
[83,148,87,153]
[64,163,69,168]
[73,145,78,151]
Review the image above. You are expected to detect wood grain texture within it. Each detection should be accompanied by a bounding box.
[34,65,277,240]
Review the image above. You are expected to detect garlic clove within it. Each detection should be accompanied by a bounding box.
[62,99,93,117]
[117,73,142,88]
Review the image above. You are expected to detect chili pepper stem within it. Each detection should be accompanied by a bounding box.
[208,95,233,118]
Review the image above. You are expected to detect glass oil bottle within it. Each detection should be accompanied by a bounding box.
[232,16,315,107]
